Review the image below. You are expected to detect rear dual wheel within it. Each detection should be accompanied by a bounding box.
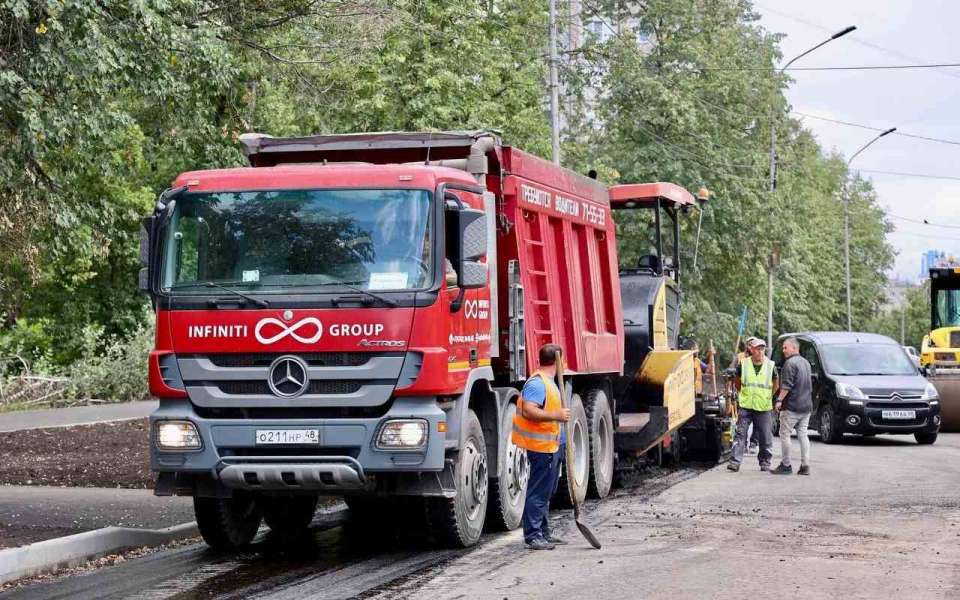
[555,393,589,507]
[585,388,614,499]
[488,401,528,531]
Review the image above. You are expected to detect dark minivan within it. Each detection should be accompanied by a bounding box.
[772,332,941,445]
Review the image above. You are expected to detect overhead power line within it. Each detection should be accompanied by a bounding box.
[689,62,960,72]
[887,214,960,230]
[856,168,960,182]
[793,111,960,147]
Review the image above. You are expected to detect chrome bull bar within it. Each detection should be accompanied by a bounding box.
[215,455,366,491]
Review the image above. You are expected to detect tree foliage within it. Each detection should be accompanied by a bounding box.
[563,0,894,354]
[0,0,896,382]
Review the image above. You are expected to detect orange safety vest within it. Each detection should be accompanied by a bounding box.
[511,371,562,454]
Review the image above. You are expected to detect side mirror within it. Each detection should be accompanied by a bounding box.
[459,208,487,261]
[140,217,153,266]
[461,261,488,288]
[457,207,487,290]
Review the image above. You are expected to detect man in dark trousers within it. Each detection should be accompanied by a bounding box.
[511,344,571,550]
[771,337,813,475]
[728,337,779,472]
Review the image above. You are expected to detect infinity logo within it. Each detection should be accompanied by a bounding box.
[464,300,479,319]
[255,317,323,345]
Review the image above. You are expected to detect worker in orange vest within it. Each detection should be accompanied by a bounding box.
[512,343,571,550]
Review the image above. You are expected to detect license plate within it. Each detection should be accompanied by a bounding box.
[881,410,915,420]
[255,429,320,445]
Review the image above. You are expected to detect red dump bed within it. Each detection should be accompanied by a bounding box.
[492,148,623,376]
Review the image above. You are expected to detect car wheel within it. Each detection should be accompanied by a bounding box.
[915,432,938,445]
[818,405,843,444]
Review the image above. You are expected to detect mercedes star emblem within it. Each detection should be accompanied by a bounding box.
[267,355,310,398]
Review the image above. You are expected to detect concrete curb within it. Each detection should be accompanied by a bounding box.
[0,521,199,585]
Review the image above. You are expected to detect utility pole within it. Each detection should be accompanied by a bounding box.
[901,304,906,345]
[548,0,561,165]
[844,127,896,331]
[767,247,780,351]
[765,26,854,340]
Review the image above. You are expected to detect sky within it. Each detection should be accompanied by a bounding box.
[753,0,960,283]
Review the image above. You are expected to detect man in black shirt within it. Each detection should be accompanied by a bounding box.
[771,337,813,475]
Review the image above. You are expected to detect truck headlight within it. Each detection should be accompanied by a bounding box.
[377,419,428,449]
[835,382,866,400]
[155,420,202,450]
[923,382,940,401]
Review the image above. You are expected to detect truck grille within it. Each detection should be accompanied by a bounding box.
[179,352,410,408]
[217,380,366,396]
[200,352,394,368]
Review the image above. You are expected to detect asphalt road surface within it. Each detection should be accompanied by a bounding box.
[7,432,960,600]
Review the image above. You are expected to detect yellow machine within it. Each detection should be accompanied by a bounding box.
[922,268,960,431]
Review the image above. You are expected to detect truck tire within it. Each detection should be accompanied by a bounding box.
[487,401,527,531]
[194,492,262,551]
[344,495,387,520]
[427,409,488,547]
[818,405,843,444]
[554,393,589,508]
[585,388,614,499]
[915,432,938,445]
[262,495,318,536]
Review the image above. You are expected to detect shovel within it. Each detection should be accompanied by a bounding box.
[557,354,602,549]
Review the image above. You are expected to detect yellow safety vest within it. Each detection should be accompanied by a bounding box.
[512,371,561,454]
[739,358,774,412]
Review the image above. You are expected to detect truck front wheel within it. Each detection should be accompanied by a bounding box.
[428,409,488,547]
[262,495,318,537]
[194,492,262,551]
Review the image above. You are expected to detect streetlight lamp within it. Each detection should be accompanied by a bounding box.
[843,127,897,331]
[768,26,856,193]
[766,25,856,349]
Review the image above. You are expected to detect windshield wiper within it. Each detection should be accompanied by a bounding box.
[203,281,270,308]
[319,281,398,308]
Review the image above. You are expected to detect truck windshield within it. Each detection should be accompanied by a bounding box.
[161,189,432,293]
[820,343,916,376]
[934,287,960,328]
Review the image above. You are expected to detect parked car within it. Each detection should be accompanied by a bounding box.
[904,345,921,369]
[772,332,941,445]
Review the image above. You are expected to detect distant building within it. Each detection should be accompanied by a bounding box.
[920,250,960,280]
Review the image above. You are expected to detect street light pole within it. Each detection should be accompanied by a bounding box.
[766,25,855,345]
[843,127,896,331]
[768,26,855,196]
[548,0,561,165]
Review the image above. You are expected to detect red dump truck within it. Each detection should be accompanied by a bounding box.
[140,131,717,550]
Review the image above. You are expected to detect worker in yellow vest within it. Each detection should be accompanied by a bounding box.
[727,337,779,472]
[512,343,571,550]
